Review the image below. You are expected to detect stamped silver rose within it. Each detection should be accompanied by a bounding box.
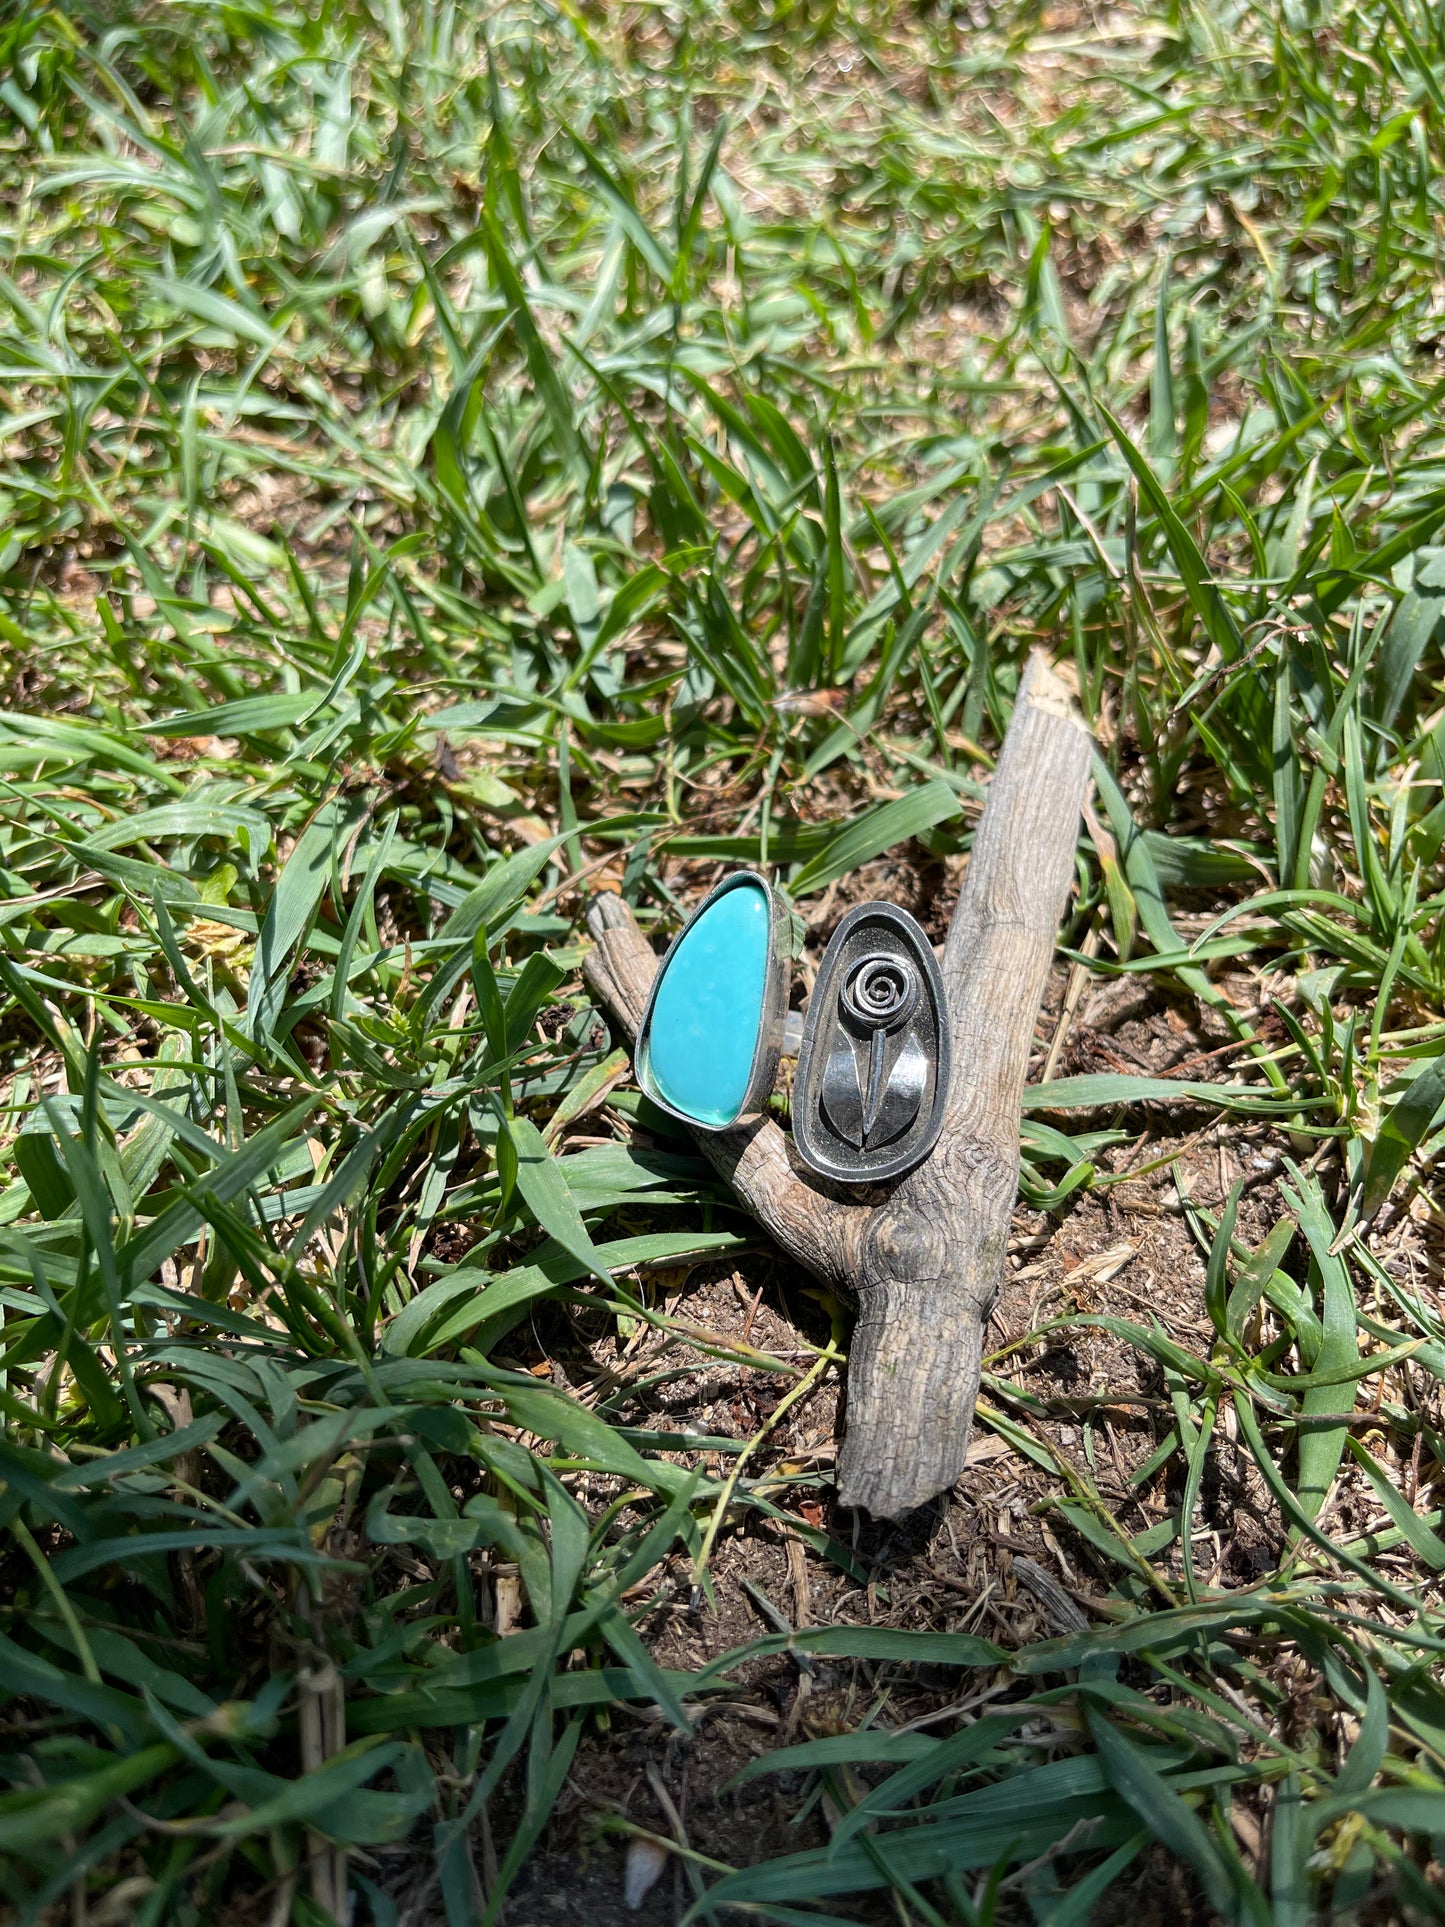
[792,902,951,1185]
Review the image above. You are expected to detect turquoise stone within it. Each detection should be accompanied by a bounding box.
[645,881,770,1125]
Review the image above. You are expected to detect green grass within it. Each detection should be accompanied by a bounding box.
[4,0,1445,1919]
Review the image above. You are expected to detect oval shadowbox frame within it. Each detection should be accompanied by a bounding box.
[792,900,951,1185]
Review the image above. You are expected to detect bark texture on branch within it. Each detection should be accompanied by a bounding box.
[583,652,1091,1519]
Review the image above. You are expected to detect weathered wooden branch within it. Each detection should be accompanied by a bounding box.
[583,652,1091,1518]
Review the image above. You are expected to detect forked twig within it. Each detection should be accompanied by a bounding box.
[584,652,1091,1518]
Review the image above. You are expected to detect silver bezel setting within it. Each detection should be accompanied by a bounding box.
[635,870,790,1132]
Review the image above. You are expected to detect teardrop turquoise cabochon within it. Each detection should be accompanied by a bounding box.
[644,880,770,1126]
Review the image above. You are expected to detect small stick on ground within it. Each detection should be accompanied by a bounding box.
[584,652,1090,1518]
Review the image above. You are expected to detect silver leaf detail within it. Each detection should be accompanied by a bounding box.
[821,1041,865,1147]
[865,1032,926,1147]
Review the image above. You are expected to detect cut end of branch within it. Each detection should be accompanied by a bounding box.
[1019,649,1090,729]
